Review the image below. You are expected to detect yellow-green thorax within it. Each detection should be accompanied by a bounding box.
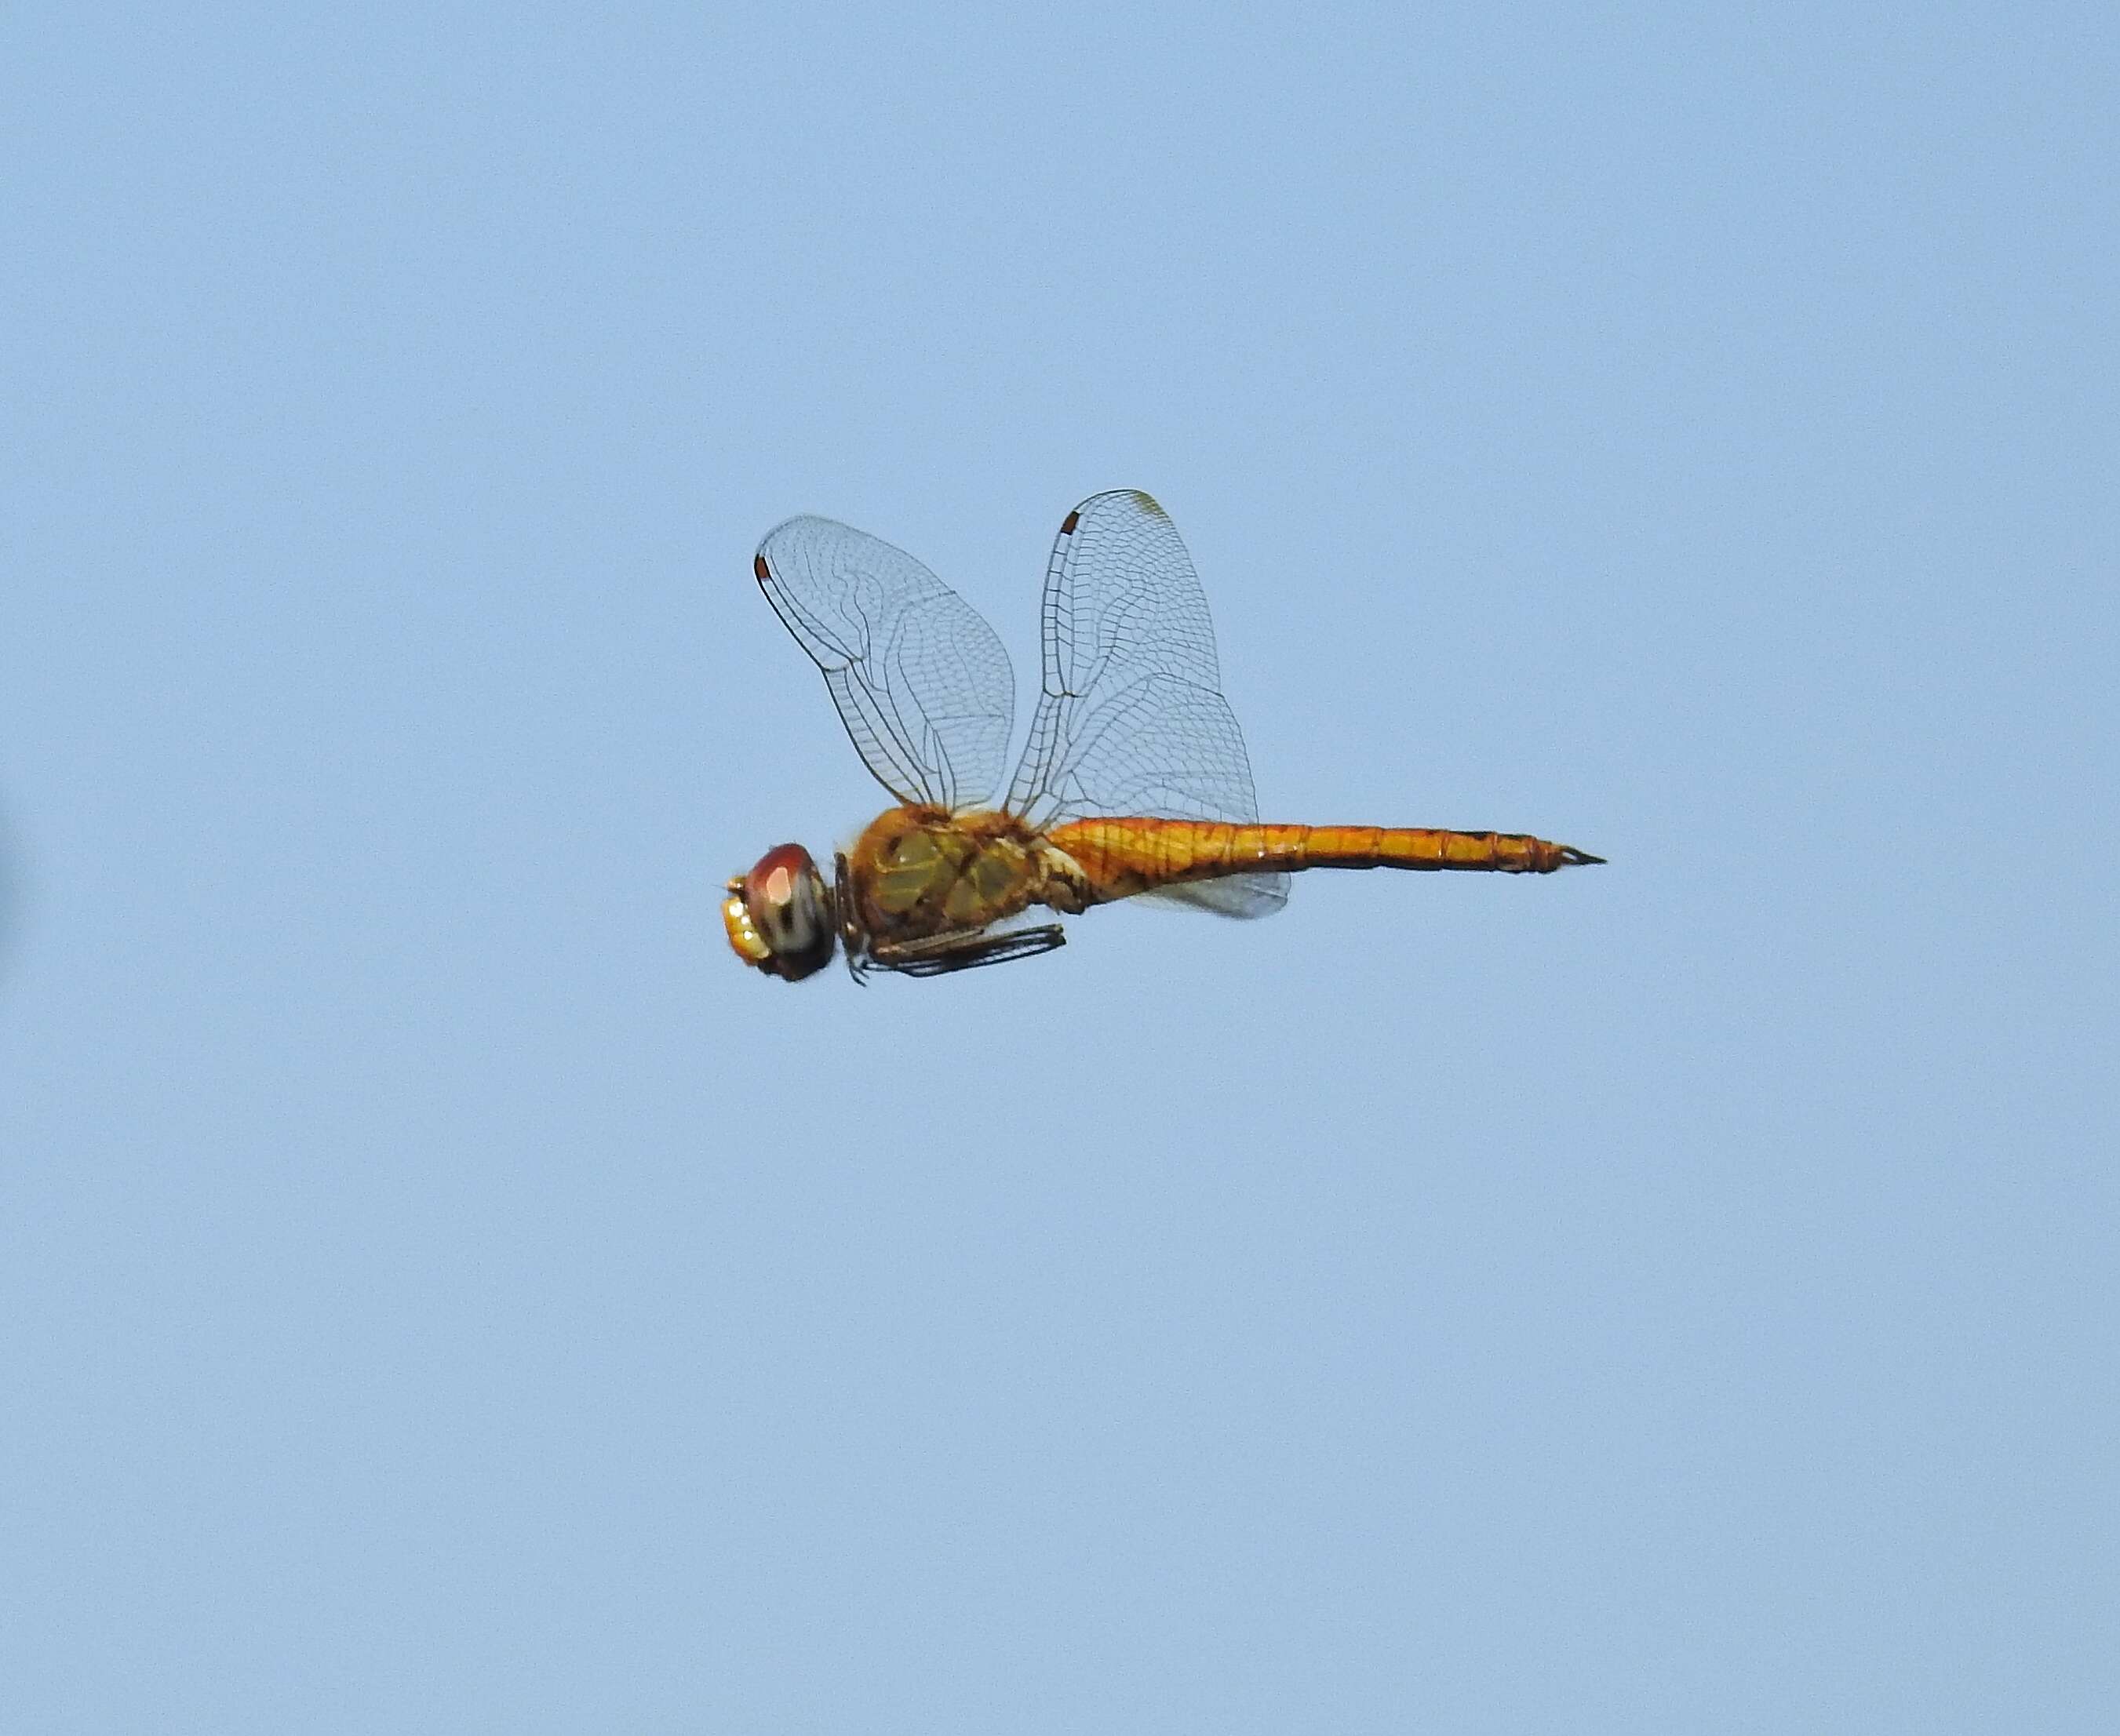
[847,806,1085,945]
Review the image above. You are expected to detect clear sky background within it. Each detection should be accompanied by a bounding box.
[4,4,2115,1731]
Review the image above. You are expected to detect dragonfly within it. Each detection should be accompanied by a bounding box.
[724,490,1601,982]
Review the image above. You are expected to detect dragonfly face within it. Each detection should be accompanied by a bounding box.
[723,843,835,981]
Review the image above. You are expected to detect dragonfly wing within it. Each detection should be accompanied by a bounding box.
[755,515,1014,811]
[1007,490,1288,918]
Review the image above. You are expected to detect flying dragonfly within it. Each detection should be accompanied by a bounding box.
[724,490,1601,982]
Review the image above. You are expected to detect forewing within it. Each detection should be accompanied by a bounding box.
[1007,490,1288,917]
[754,515,1014,811]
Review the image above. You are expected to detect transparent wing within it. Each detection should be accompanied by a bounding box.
[1006,490,1288,918]
[754,516,1014,812]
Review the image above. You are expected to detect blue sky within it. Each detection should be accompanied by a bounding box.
[4,4,2115,1731]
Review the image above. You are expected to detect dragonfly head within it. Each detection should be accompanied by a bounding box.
[723,843,836,981]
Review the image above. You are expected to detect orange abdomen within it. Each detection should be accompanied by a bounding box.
[1046,817,1602,903]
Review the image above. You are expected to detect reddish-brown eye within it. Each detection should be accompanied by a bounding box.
[746,843,815,912]
[737,843,835,981]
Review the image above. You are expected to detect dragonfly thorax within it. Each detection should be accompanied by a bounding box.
[847,805,1084,944]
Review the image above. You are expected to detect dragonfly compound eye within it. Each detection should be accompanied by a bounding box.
[728,843,835,981]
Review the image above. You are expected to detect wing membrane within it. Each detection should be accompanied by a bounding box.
[754,516,1014,811]
[1007,490,1288,917]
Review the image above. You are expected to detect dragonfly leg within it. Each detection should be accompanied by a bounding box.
[866,923,1067,978]
[833,852,873,984]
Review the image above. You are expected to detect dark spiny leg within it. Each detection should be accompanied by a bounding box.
[867,924,1067,978]
[833,852,870,984]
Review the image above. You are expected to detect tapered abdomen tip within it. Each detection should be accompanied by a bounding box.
[1558,846,1605,866]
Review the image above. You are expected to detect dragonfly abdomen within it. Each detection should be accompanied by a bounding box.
[1047,817,1602,902]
